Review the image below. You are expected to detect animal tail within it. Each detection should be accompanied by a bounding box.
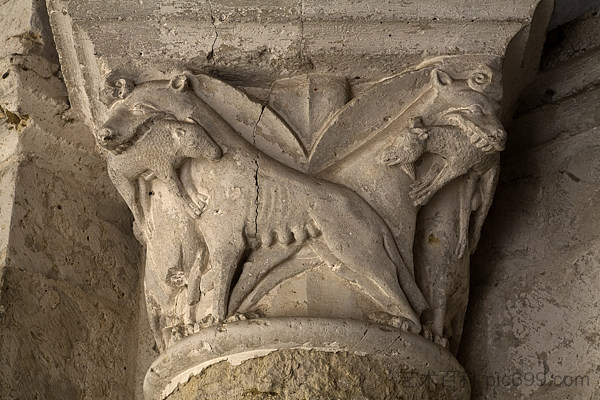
[383,231,429,315]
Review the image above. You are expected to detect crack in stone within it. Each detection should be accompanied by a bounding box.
[252,104,266,237]
[350,328,370,351]
[560,169,593,184]
[299,0,304,66]
[251,84,274,237]
[206,0,219,62]
[386,335,403,352]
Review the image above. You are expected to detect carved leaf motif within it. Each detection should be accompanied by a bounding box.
[268,75,351,154]
[191,74,308,169]
[308,68,433,173]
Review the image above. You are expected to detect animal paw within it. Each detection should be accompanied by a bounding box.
[455,237,467,259]
[224,313,248,323]
[198,314,219,328]
[408,117,429,140]
[434,335,449,349]
[133,220,151,243]
[187,201,204,218]
[410,187,434,207]
[401,320,421,334]
[410,176,433,192]
[422,326,433,341]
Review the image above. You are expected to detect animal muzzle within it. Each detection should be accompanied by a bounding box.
[97,126,119,150]
[445,112,506,153]
[380,147,401,166]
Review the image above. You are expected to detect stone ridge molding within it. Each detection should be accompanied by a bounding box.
[146,318,471,399]
[94,55,506,398]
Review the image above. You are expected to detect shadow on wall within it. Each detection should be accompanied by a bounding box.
[459,5,600,399]
[549,0,600,28]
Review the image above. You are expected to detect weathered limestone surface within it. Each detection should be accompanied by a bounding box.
[459,10,600,399]
[1,1,597,400]
[43,0,556,399]
[46,0,546,127]
[167,349,457,400]
[153,318,469,400]
[0,2,145,398]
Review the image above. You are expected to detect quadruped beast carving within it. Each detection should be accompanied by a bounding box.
[97,60,505,354]
[381,69,505,208]
[98,73,428,342]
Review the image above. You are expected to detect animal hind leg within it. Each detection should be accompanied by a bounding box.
[432,298,448,348]
[455,171,478,258]
[200,231,247,322]
[314,228,422,332]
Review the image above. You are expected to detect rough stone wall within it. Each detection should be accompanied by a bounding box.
[0,1,144,399]
[1,1,599,399]
[460,9,600,399]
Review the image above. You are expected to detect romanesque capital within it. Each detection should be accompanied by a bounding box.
[45,1,551,398]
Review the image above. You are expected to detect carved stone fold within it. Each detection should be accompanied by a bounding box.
[96,55,505,399]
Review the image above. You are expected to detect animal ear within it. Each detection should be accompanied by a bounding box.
[431,68,453,87]
[115,78,134,99]
[170,74,190,91]
[468,71,492,91]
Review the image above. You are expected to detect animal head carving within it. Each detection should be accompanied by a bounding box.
[380,117,428,179]
[425,68,506,153]
[97,73,201,152]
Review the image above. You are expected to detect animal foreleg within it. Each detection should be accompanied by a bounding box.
[186,247,208,326]
[204,233,247,321]
[410,162,450,206]
[432,299,449,348]
[108,167,149,239]
[469,161,500,254]
[137,174,155,238]
[455,171,479,259]
[162,168,204,218]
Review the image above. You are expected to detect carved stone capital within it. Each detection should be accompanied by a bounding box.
[45,1,554,398]
[92,60,504,398]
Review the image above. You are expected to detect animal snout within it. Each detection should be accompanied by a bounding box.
[98,127,117,145]
[495,129,507,151]
[380,148,400,166]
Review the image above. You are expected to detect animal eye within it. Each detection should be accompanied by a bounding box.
[466,105,484,115]
[131,103,159,115]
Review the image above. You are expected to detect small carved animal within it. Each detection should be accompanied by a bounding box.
[379,116,429,180]
[99,114,223,234]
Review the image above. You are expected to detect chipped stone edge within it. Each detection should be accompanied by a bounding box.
[145,317,469,400]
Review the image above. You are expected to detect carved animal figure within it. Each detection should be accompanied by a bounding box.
[99,74,428,334]
[380,70,505,208]
[98,104,223,234]
[380,120,500,255]
[377,68,504,348]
